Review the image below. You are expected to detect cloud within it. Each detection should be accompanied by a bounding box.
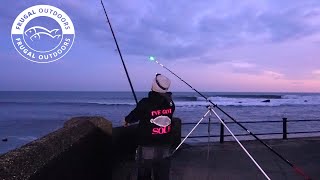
[312,70,320,75]
[33,0,318,61]
[4,0,320,60]
[291,81,304,85]
[54,1,320,59]
[263,70,284,80]
[217,60,287,80]
[230,62,256,68]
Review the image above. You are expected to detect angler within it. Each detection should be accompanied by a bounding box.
[124,74,175,180]
[101,2,177,179]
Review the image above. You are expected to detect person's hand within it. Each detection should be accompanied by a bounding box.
[123,119,129,127]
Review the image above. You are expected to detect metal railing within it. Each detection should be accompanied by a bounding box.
[181,118,320,143]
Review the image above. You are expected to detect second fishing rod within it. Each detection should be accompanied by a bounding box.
[101,0,138,105]
[149,57,312,180]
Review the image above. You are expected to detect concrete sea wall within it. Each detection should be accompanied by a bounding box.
[0,117,181,180]
[0,117,112,180]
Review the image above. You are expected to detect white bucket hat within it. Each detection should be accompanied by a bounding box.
[151,74,171,93]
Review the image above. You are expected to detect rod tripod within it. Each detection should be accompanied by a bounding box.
[172,105,271,180]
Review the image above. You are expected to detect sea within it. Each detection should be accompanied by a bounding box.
[1,91,320,154]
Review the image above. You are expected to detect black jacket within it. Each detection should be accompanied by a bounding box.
[125,91,175,146]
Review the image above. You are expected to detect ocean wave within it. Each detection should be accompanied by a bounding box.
[1,93,320,107]
[17,136,37,141]
[0,101,136,106]
[173,96,198,101]
[177,94,283,102]
[211,94,282,99]
[199,95,280,100]
[7,136,38,141]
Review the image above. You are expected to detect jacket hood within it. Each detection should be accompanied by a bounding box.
[148,91,172,104]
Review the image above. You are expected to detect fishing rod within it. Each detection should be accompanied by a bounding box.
[101,0,138,104]
[149,56,312,180]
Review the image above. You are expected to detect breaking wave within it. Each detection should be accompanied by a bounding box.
[1,93,320,107]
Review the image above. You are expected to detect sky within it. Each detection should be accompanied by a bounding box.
[1,0,320,92]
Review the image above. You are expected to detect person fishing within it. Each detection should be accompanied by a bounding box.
[124,73,175,180]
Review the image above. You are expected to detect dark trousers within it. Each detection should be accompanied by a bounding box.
[137,157,170,180]
[136,146,171,180]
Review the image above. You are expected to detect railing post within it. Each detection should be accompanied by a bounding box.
[220,119,224,143]
[283,117,287,139]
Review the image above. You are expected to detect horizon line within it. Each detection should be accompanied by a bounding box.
[0,90,319,94]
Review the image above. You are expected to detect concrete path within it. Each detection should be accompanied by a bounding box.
[113,137,320,180]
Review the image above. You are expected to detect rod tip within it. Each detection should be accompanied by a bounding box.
[149,56,155,61]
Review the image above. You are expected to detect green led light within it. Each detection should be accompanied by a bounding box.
[149,56,155,61]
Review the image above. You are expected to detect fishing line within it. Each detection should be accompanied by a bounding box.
[149,56,312,180]
[101,0,138,104]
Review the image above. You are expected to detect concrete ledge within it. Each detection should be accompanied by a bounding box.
[65,116,112,135]
[0,116,112,180]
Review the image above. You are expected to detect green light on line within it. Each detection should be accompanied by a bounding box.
[149,56,155,61]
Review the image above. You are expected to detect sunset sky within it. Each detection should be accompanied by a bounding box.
[1,0,320,92]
